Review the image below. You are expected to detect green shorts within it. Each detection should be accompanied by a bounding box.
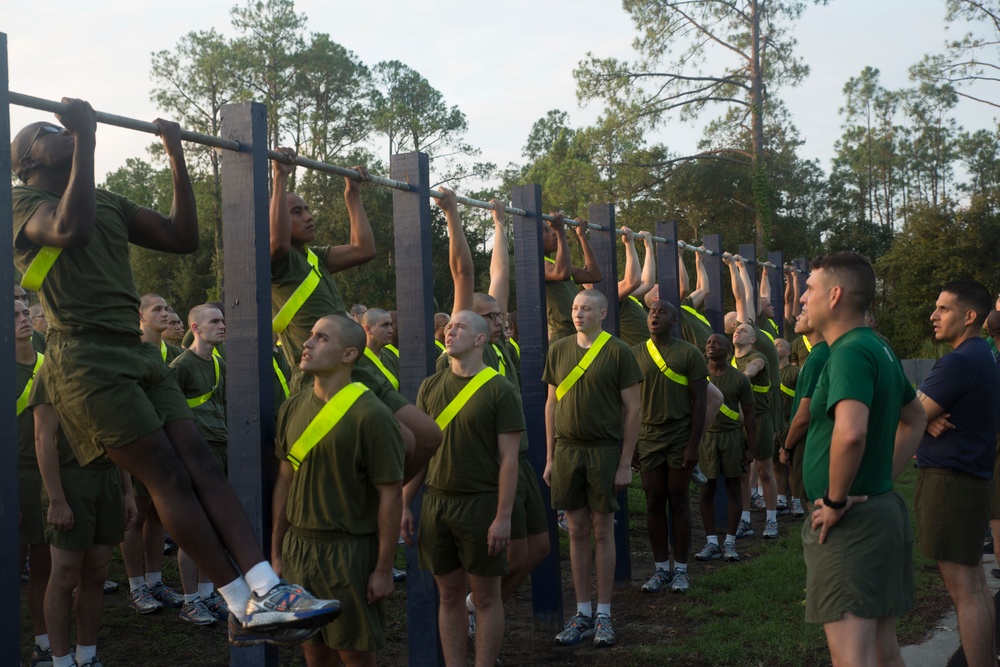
[699,429,745,480]
[282,528,385,652]
[19,467,46,546]
[637,424,689,472]
[915,468,993,566]
[43,465,124,551]
[753,411,774,461]
[44,332,192,466]
[802,491,913,624]
[512,457,548,539]
[419,490,508,577]
[550,443,620,514]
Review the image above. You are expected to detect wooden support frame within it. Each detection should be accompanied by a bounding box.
[768,251,784,338]
[655,221,682,338]
[702,235,724,334]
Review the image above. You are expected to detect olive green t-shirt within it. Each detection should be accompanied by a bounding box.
[273,348,293,415]
[790,334,811,366]
[732,349,770,415]
[631,337,708,434]
[29,373,106,470]
[751,324,783,426]
[170,349,227,446]
[760,317,780,342]
[16,356,42,468]
[31,330,46,354]
[417,370,525,494]
[271,245,347,367]
[707,368,754,433]
[679,305,713,352]
[618,296,649,347]
[542,334,643,446]
[276,389,404,534]
[803,328,916,501]
[358,347,400,390]
[779,363,800,419]
[13,186,143,335]
[149,339,184,365]
[546,276,579,342]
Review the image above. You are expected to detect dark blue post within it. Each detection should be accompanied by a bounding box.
[391,152,442,667]
[220,101,278,667]
[702,235,724,334]
[511,185,562,630]
[655,221,681,338]
[739,243,758,317]
[0,32,20,667]
[768,251,784,338]
[793,258,808,302]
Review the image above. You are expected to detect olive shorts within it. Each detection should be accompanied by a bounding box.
[511,457,548,539]
[916,467,992,566]
[699,429,746,480]
[43,465,124,551]
[19,467,46,546]
[419,490,508,577]
[550,443,620,514]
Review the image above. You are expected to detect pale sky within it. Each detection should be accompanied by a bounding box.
[4,0,997,187]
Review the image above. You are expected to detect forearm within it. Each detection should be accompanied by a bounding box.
[784,403,811,448]
[448,208,475,312]
[36,430,67,505]
[51,136,97,244]
[345,189,376,259]
[636,239,656,296]
[827,433,865,500]
[619,403,641,467]
[166,148,199,252]
[375,484,403,574]
[737,262,755,322]
[545,396,557,465]
[489,221,510,312]
[688,387,708,449]
[269,170,291,257]
[892,399,928,479]
[496,445,518,521]
[576,234,603,283]
[402,467,427,508]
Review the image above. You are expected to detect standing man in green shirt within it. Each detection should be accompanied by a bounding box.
[543,289,642,648]
[800,252,926,667]
[359,308,400,389]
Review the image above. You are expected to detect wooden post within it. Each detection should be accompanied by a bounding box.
[0,32,20,666]
[219,101,278,667]
[511,184,562,631]
[702,235,724,334]
[655,221,681,338]
[793,258,809,302]
[768,251,784,338]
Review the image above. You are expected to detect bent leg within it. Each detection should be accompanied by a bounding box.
[501,532,549,603]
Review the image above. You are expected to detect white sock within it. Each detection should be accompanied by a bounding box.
[756,485,763,496]
[725,534,737,545]
[778,494,787,504]
[596,603,611,618]
[654,560,670,572]
[219,577,252,615]
[35,634,50,651]
[741,511,751,523]
[128,576,145,593]
[245,561,281,597]
[674,562,687,574]
[466,592,475,611]
[706,535,719,546]
[766,510,777,522]
[76,645,96,665]
[183,593,199,603]
[576,601,592,618]
[53,655,75,667]
[198,582,214,599]
[144,572,162,587]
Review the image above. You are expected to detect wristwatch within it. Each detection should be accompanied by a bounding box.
[822,489,847,510]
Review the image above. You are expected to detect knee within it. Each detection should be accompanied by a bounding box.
[436,582,466,609]
[530,534,551,563]
[49,561,81,590]
[567,520,591,544]
[644,492,666,514]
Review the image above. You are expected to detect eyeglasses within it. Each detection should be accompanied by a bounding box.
[483,312,503,321]
[21,125,62,165]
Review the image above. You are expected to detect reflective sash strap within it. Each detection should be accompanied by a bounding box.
[718,403,740,421]
[212,347,221,359]
[385,344,399,358]
[160,340,168,361]
[287,382,368,471]
[434,367,499,431]
[645,339,688,386]
[768,318,779,335]
[365,347,399,389]
[16,353,44,416]
[780,383,795,398]
[491,344,506,377]
[186,355,221,408]
[556,331,611,401]
[681,304,711,328]
[509,339,520,359]
[544,255,575,284]
[21,247,63,291]
[435,340,446,352]
[273,358,290,399]
[731,355,770,392]
[803,336,813,352]
[629,295,646,309]
[272,248,322,333]
[759,327,775,342]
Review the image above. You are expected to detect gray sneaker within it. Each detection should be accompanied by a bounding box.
[763,519,779,539]
[128,584,164,614]
[640,568,673,593]
[735,519,754,538]
[723,541,740,562]
[243,580,341,631]
[695,541,722,561]
[148,581,183,609]
[79,658,103,667]
[203,590,230,621]
[180,598,217,626]
[670,571,691,593]
[29,644,52,667]
[227,612,321,646]
[791,498,805,517]
[554,612,595,645]
[593,614,616,647]
[691,465,708,486]
[750,493,766,511]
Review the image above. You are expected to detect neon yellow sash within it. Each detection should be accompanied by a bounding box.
[21,247,63,291]
[435,340,446,352]
[681,304,711,328]
[731,355,770,392]
[365,347,398,389]
[273,358,290,399]
[556,331,611,401]
[629,295,646,309]
[780,383,795,398]
[544,255,575,284]
[160,340,168,361]
[16,353,44,416]
[491,344,507,377]
[434,367,498,430]
[272,248,321,333]
[509,339,520,359]
[718,403,740,421]
[759,327,775,342]
[287,382,368,471]
[803,336,813,352]
[186,355,220,408]
[385,344,399,358]
[645,339,688,386]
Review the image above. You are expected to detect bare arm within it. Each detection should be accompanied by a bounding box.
[684,377,708,468]
[705,381,723,422]
[271,460,294,576]
[369,481,403,604]
[616,383,641,490]
[34,403,73,532]
[743,358,766,378]
[617,227,641,301]
[633,232,656,299]
[570,223,603,284]
[758,266,771,317]
[916,389,945,423]
[269,147,296,262]
[689,249,709,308]
[488,198,510,313]
[677,247,690,301]
[488,431,521,556]
[438,187,474,313]
[543,385,558,487]
[813,399,869,543]
[400,465,428,547]
[323,166,377,272]
[736,258,756,324]
[893,397,928,479]
[724,255,747,324]
[784,397,812,450]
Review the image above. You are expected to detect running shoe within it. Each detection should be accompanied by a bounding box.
[670,571,691,593]
[29,644,52,667]
[79,658,102,667]
[763,519,779,539]
[203,590,230,621]
[148,581,183,609]
[128,584,164,615]
[242,581,342,630]
[180,598,217,626]
[227,612,322,646]
[776,497,788,512]
[735,519,754,538]
[593,614,616,647]
[102,579,118,594]
[695,542,722,561]
[640,568,673,593]
[392,567,406,582]
[750,493,766,511]
[790,498,805,517]
[554,612,595,645]
[723,541,740,562]
[691,466,708,486]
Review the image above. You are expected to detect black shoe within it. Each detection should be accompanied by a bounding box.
[991,568,1000,579]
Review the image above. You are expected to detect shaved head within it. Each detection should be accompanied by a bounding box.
[317,313,367,352]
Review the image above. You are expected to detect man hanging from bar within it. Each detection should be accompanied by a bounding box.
[269,148,441,483]
[543,213,602,342]
[11,100,340,646]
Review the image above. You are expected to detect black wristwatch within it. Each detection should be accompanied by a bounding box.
[822,489,847,510]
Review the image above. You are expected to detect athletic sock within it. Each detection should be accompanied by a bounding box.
[596,603,611,618]
[219,577,252,615]
[76,644,96,665]
[654,560,670,572]
[245,562,282,597]
[674,562,687,574]
[53,655,75,667]
[756,485,763,496]
[725,534,737,545]
[576,601,592,618]
[766,510,777,522]
[35,634,50,651]
[198,582,214,599]
[183,593,199,603]
[706,535,719,546]
[741,511,751,523]
[128,576,145,593]
[144,572,162,587]
[466,592,475,612]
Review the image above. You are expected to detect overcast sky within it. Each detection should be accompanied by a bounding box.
[5,0,997,187]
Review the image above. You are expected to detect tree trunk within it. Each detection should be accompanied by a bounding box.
[749,0,767,249]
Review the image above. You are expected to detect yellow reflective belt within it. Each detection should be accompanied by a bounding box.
[272,248,322,333]
[718,403,740,421]
[435,340,446,353]
[16,353,44,416]
[186,355,220,408]
[803,336,813,352]
[434,367,498,431]
[287,382,368,471]
[681,304,711,328]
[780,383,795,398]
[556,331,611,401]
[365,347,398,389]
[645,339,688,386]
[160,340,168,361]
[731,355,770,392]
[491,344,506,377]
[509,339,520,359]
[385,344,399,358]
[21,247,63,291]
[273,358,290,399]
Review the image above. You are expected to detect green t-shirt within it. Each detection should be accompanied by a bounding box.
[417,369,525,494]
[679,306,713,353]
[790,341,829,419]
[170,349,227,446]
[803,328,916,500]
[273,348,293,415]
[276,389,404,534]
[29,373,105,469]
[631,337,708,437]
[779,363,800,421]
[271,245,347,367]
[789,334,811,366]
[357,348,400,391]
[707,368,754,433]
[760,317,780,341]
[13,186,143,336]
[618,297,649,347]
[149,339,184,364]
[31,330,46,354]
[751,324,783,427]
[732,349,770,415]
[542,334,644,446]
[16,356,41,468]
[546,277,579,342]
